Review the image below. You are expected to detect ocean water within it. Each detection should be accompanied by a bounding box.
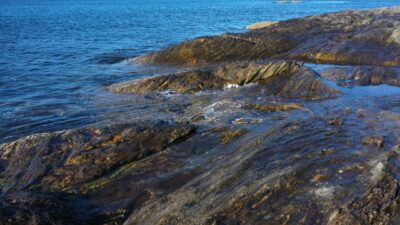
[0,0,399,143]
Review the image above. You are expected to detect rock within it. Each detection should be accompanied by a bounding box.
[362,136,384,147]
[245,21,278,30]
[218,128,248,144]
[109,60,339,99]
[0,192,90,225]
[329,117,344,126]
[121,117,400,225]
[357,109,368,118]
[392,144,400,155]
[0,120,195,192]
[320,66,400,87]
[108,70,226,94]
[1,98,400,224]
[330,172,398,225]
[242,103,303,112]
[232,117,262,125]
[135,7,400,66]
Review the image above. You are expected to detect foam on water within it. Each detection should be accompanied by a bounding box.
[224,84,240,89]
[203,100,244,121]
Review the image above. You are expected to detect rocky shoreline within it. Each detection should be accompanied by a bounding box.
[1,7,400,225]
[134,7,400,67]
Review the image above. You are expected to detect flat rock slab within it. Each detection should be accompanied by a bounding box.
[1,93,400,225]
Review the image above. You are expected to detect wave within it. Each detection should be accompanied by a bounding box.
[89,49,139,64]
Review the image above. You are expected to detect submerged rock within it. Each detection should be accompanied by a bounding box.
[362,136,385,147]
[328,117,344,126]
[135,7,400,66]
[109,60,339,99]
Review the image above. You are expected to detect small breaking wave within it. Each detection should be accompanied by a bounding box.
[90,49,138,64]
[202,100,244,121]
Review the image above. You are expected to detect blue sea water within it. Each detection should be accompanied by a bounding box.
[0,0,399,142]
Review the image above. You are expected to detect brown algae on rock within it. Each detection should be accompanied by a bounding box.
[218,128,248,144]
[362,136,385,148]
[242,103,303,112]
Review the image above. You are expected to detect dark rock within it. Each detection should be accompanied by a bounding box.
[0,192,90,225]
[135,7,400,66]
[108,70,225,94]
[1,98,400,224]
[0,120,195,192]
[121,117,400,225]
[109,60,339,99]
[329,171,398,225]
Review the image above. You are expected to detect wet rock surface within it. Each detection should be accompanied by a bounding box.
[242,103,303,112]
[121,106,400,225]
[2,92,400,225]
[136,7,400,67]
[0,192,90,225]
[2,6,400,225]
[0,121,195,193]
[109,60,339,100]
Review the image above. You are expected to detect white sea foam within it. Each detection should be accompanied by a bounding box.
[203,100,243,120]
[160,90,179,98]
[370,161,385,183]
[224,84,240,89]
[314,186,335,198]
